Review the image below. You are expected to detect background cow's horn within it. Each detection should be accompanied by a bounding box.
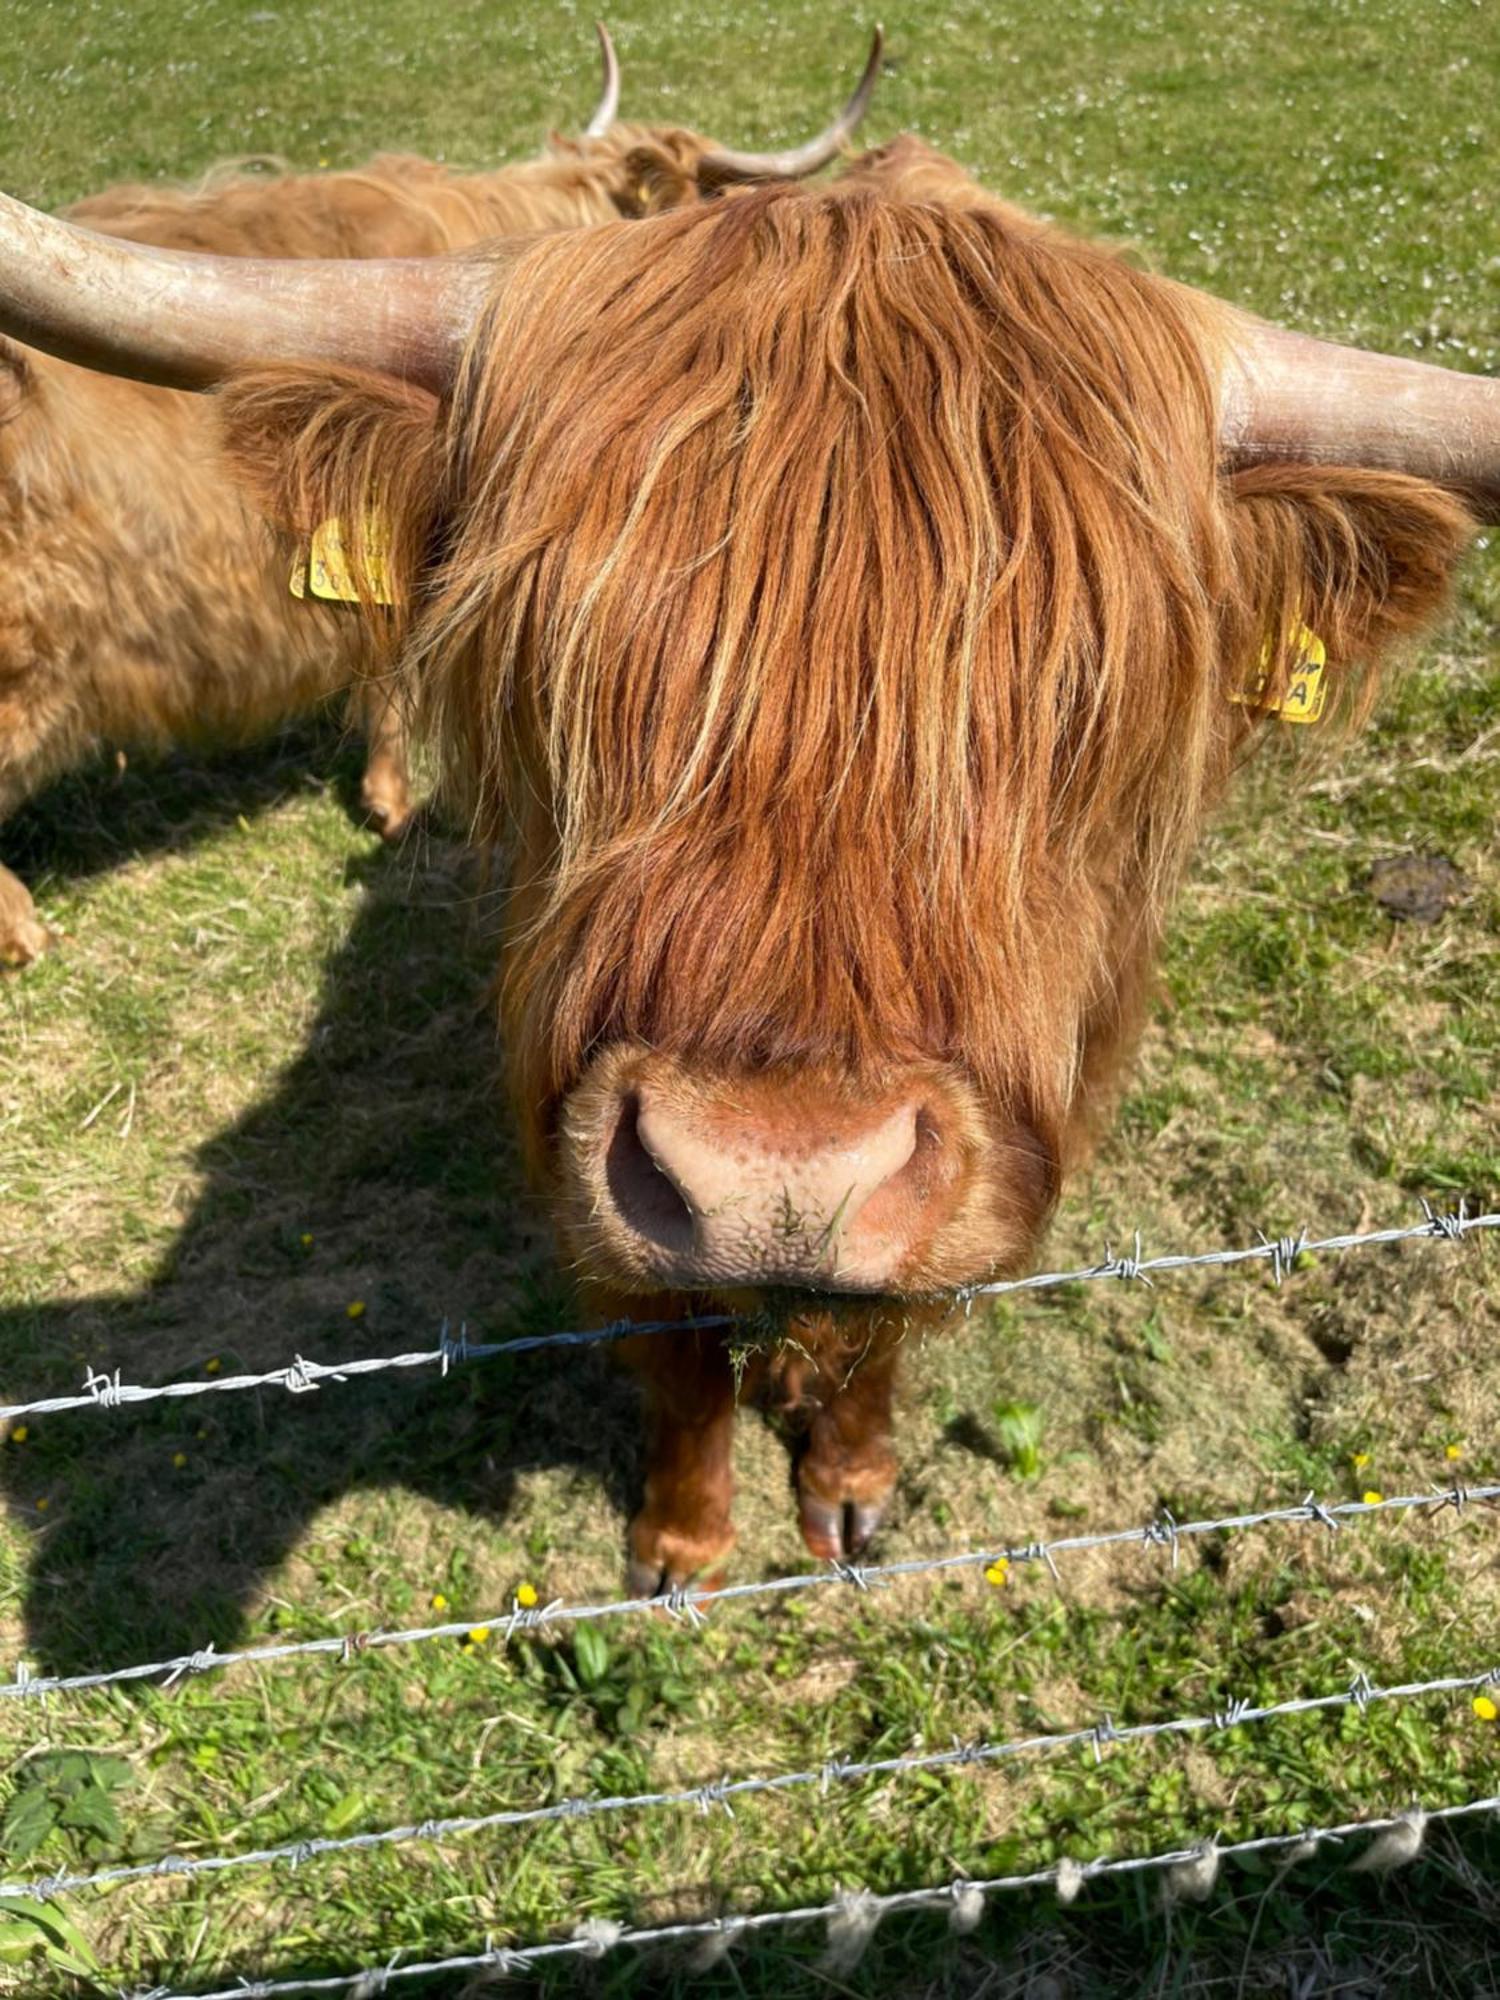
[1221,319,1500,521]
[697,25,884,183]
[0,189,493,393]
[583,21,621,139]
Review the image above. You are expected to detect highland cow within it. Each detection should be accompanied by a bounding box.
[1,126,1491,1590]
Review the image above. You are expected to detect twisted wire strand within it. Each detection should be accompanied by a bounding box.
[10,1653,1500,1903]
[5,1480,1494,1704]
[109,1791,1500,1996]
[0,1205,1491,1430]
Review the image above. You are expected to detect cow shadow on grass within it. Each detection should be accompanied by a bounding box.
[3,714,384,898]
[0,786,645,1676]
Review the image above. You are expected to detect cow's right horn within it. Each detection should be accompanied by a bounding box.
[1219,317,1500,521]
[0,188,492,393]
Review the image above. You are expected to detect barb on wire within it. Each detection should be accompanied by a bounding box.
[8,1653,1500,1903]
[107,1790,1500,1999]
[5,1481,1494,1705]
[0,1205,1491,1433]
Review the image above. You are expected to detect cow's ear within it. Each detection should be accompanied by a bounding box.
[1224,464,1474,717]
[216,363,444,611]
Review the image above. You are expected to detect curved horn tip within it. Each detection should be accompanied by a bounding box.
[584,20,621,138]
[697,24,888,185]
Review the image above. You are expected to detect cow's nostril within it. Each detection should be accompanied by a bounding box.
[604,1092,697,1254]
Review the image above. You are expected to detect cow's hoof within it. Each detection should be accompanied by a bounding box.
[360,769,414,840]
[797,1488,891,1564]
[626,1515,735,1597]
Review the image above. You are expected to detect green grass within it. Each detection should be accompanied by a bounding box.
[2,0,1500,1993]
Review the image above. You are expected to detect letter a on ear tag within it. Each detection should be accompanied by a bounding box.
[1232,623,1328,724]
[289,513,396,605]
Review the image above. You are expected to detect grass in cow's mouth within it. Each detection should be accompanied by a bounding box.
[2,1,1500,1995]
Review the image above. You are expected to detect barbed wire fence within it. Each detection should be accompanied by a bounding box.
[1,1200,1495,1996]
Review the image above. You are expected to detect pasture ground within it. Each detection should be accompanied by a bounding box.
[1,0,1498,1992]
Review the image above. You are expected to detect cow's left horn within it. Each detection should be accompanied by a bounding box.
[0,188,492,392]
[584,21,621,138]
[697,25,884,183]
[1221,318,1500,521]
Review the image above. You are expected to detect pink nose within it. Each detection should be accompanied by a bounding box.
[601,1081,947,1290]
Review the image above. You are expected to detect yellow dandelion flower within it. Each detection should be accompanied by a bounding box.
[173,1452,187,1470]
[467,1626,491,1646]
[300,1233,314,1249]
[516,1582,539,1609]
[984,1558,1010,1588]
[346,1300,366,1320]
[430,1593,449,1613]
[10,1426,27,1444]
[205,1357,221,1375]
[35,1497,48,1512]
[1350,1451,1371,1470]
[1473,1694,1498,1723]
[1361,1490,1383,1506]
[1446,1443,1464,1462]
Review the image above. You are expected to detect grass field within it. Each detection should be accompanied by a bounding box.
[1,0,1499,1993]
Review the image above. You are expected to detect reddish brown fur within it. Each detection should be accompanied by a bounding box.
[217,140,1475,1579]
[0,124,732,965]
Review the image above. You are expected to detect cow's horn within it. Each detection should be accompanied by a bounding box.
[1221,318,1500,521]
[584,21,622,138]
[697,26,884,183]
[0,188,491,393]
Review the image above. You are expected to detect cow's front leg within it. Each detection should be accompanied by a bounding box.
[353,675,413,839]
[794,1332,901,1563]
[618,1323,737,1595]
[0,859,51,968]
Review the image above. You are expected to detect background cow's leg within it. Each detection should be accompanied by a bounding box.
[0,643,74,968]
[793,1328,902,1563]
[353,674,413,839]
[616,1321,737,1593]
[0,860,50,968]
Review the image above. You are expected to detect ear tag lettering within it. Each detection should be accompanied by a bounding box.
[1231,622,1328,725]
[289,512,396,606]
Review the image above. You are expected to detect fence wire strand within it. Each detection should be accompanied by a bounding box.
[116,1790,1500,1999]
[8,1652,1500,1904]
[6,1480,1495,1705]
[0,1204,1492,1430]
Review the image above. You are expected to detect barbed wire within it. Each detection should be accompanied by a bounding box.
[9,1652,1499,1904]
[0,1202,1492,1432]
[0,1314,738,1426]
[6,1480,1494,1705]
[115,1789,1500,1999]
[961,1198,1496,1301]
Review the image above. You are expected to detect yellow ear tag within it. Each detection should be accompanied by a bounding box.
[290,513,396,606]
[1231,622,1328,725]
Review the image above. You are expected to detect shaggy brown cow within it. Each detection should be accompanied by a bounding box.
[1,130,1492,1589]
[0,30,883,967]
